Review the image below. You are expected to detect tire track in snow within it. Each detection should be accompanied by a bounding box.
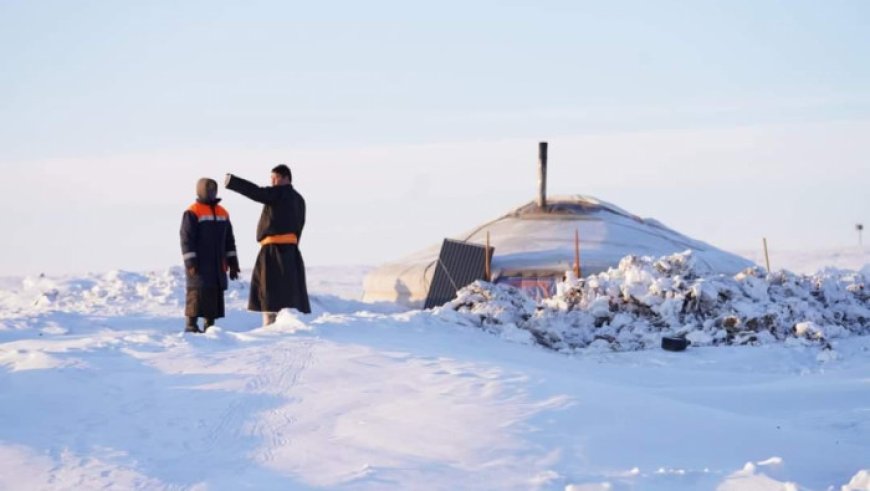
[189,337,313,468]
[238,338,314,465]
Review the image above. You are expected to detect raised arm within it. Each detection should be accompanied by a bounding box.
[224,174,277,204]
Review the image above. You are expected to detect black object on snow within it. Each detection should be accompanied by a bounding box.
[662,336,689,352]
[424,239,494,310]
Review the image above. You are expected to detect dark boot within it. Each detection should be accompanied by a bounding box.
[185,317,200,333]
[203,318,215,331]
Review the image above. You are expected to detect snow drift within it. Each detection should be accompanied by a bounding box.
[435,251,869,353]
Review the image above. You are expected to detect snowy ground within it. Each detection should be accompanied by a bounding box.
[733,246,867,276]
[0,259,868,490]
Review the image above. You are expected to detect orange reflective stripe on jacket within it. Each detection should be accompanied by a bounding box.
[259,233,298,246]
[188,202,229,221]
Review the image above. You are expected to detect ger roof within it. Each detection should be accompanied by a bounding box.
[362,195,754,307]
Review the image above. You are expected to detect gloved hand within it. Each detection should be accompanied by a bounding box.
[229,267,240,281]
[187,266,197,276]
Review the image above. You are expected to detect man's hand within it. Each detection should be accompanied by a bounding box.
[224,173,233,187]
[229,267,240,281]
[187,266,197,277]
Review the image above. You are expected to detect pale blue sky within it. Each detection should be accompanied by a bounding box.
[1,1,868,275]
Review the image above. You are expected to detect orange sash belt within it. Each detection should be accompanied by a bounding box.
[259,233,298,246]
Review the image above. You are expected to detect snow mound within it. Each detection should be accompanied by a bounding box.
[717,461,798,491]
[435,251,869,353]
[0,268,200,318]
[843,470,870,491]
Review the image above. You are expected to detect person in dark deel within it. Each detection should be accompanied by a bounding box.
[180,178,240,333]
[224,164,311,324]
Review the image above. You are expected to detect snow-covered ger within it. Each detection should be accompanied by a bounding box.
[364,196,755,307]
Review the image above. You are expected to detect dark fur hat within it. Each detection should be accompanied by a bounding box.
[196,178,218,202]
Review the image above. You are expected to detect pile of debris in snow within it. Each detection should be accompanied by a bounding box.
[433,251,869,353]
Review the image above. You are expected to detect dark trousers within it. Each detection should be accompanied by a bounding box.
[185,287,226,319]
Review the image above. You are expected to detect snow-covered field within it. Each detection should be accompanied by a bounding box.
[0,256,868,490]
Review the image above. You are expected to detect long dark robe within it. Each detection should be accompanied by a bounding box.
[225,174,311,314]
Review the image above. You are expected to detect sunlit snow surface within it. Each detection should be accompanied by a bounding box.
[0,255,867,490]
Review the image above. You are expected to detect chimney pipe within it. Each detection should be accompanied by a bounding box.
[537,141,548,208]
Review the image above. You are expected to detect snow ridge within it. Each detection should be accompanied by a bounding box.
[436,251,869,353]
[0,267,247,320]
